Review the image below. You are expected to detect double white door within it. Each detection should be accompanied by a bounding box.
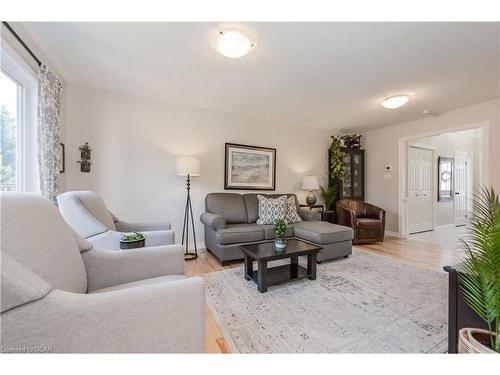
[454,151,468,226]
[408,146,433,234]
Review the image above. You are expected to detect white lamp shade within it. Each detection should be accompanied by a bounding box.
[302,175,319,190]
[176,157,201,176]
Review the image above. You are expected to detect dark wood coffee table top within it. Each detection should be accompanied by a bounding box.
[240,239,321,261]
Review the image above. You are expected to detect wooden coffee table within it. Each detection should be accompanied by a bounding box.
[240,239,322,293]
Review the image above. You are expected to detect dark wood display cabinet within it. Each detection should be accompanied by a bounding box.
[329,148,365,201]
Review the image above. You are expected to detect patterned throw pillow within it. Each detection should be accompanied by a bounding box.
[285,196,302,223]
[256,195,287,225]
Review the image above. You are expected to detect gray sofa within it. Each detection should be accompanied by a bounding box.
[200,193,353,264]
[1,192,205,353]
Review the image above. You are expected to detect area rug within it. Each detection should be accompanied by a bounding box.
[202,248,448,353]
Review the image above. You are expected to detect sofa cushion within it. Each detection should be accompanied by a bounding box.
[256,195,287,225]
[293,221,354,244]
[243,194,260,223]
[285,196,302,223]
[262,224,294,240]
[57,193,109,238]
[1,251,53,313]
[243,193,300,223]
[57,191,117,233]
[356,218,382,229]
[215,224,265,245]
[1,192,88,294]
[206,193,247,224]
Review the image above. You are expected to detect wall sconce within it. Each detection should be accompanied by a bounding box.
[78,142,92,172]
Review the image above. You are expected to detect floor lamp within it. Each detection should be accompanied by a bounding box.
[176,156,201,260]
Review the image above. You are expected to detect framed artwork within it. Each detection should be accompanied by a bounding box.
[438,156,453,201]
[59,143,65,173]
[224,143,276,190]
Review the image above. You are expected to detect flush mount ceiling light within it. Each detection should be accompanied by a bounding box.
[381,95,410,109]
[216,30,253,59]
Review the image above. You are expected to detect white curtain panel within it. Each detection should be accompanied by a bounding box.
[37,65,63,203]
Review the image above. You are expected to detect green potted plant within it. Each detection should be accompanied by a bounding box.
[120,232,146,250]
[458,187,500,353]
[320,185,338,211]
[274,219,287,249]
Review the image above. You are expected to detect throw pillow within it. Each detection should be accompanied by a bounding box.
[285,196,302,223]
[256,195,287,225]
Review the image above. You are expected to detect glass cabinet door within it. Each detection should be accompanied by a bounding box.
[342,153,352,197]
[352,154,362,198]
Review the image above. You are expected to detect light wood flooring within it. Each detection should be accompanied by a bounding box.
[185,233,465,353]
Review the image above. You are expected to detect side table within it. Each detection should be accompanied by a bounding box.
[299,204,324,221]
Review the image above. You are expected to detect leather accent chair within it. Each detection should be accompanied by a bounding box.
[336,199,386,244]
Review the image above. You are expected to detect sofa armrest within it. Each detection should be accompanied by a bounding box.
[115,220,171,232]
[336,204,357,228]
[298,208,322,221]
[200,212,226,230]
[1,277,205,353]
[82,245,185,292]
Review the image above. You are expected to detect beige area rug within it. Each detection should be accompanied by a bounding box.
[202,248,448,353]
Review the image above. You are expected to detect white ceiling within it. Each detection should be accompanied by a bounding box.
[20,22,500,131]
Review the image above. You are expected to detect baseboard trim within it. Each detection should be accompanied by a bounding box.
[435,224,455,231]
[181,241,206,252]
[385,230,400,238]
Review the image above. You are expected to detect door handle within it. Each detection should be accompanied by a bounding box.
[455,192,460,195]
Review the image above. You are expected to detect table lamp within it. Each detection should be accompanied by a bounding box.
[302,175,319,206]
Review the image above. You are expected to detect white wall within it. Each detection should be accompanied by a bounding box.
[63,85,330,247]
[363,98,499,233]
[412,131,480,226]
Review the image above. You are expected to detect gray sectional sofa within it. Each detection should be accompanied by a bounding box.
[200,193,353,265]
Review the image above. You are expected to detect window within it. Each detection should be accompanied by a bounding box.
[0,42,38,192]
[0,70,20,191]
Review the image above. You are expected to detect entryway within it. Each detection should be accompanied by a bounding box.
[404,126,484,239]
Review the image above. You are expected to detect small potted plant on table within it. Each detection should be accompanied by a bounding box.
[120,232,146,250]
[274,219,287,250]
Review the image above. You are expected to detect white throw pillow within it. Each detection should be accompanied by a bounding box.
[285,196,302,223]
[256,195,287,225]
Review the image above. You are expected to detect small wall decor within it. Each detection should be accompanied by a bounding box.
[224,143,276,190]
[59,143,65,173]
[78,142,92,173]
[340,134,362,149]
[438,156,454,201]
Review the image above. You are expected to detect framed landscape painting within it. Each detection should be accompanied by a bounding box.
[224,143,276,190]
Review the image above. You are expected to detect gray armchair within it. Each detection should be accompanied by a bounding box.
[1,192,205,353]
[57,191,175,250]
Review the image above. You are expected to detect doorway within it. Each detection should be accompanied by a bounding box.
[403,126,484,240]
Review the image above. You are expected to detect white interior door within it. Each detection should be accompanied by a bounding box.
[408,146,433,234]
[454,151,468,226]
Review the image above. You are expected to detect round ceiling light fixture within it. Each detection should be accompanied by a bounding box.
[216,30,253,59]
[381,95,410,109]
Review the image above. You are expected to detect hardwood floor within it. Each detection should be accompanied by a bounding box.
[187,234,464,353]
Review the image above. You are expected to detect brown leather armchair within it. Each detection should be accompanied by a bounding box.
[336,199,386,244]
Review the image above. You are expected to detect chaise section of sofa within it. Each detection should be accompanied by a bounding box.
[200,193,353,265]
